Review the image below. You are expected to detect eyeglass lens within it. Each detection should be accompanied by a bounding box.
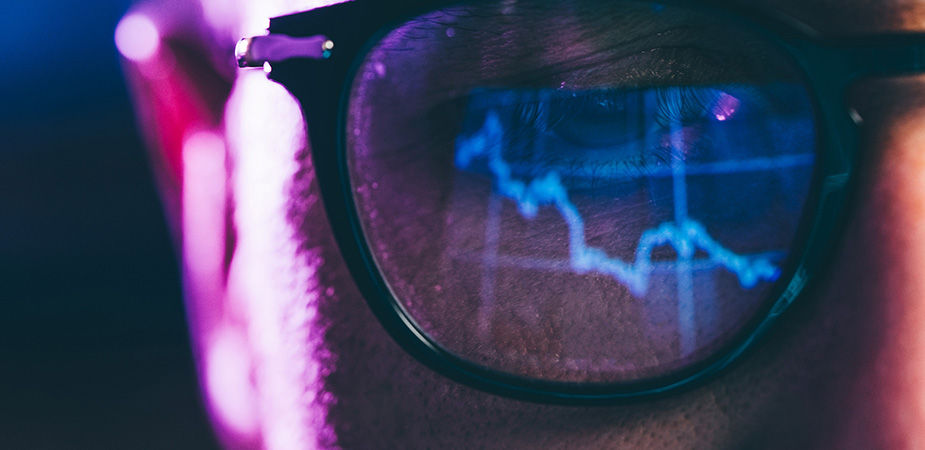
[346,0,817,384]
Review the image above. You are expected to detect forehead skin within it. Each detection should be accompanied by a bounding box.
[209,0,925,448]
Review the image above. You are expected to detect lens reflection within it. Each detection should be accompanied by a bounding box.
[451,84,809,370]
[346,0,817,384]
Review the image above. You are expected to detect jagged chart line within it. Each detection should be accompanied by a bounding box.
[455,111,781,299]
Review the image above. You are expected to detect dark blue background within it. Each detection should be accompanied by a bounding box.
[2,1,217,447]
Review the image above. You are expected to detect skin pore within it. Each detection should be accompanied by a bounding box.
[124,0,925,448]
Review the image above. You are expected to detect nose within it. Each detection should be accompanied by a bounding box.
[809,76,925,448]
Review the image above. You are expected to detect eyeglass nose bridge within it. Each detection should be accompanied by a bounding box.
[235,34,335,69]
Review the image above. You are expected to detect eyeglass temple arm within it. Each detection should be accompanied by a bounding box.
[234,32,925,74]
[235,34,334,68]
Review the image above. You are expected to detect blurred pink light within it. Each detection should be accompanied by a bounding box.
[206,326,259,436]
[115,13,160,62]
[182,130,226,304]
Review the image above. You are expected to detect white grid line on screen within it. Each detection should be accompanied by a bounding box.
[670,122,697,356]
[508,153,813,181]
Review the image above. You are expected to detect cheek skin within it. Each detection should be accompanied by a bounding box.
[733,76,925,448]
[216,74,925,447]
[815,76,925,448]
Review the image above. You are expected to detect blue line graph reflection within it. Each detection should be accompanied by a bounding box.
[456,111,781,297]
[449,85,815,361]
[349,80,817,381]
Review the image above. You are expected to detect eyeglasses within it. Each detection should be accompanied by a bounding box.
[236,0,925,403]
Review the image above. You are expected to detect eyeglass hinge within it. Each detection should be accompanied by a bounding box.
[235,34,334,69]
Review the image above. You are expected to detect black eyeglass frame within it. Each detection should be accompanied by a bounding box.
[256,0,925,404]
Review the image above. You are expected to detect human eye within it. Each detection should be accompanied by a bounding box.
[468,85,746,185]
[345,0,817,385]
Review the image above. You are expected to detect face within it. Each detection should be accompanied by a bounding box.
[119,0,925,448]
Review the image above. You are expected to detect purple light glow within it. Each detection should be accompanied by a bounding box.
[712,92,740,122]
[222,72,334,449]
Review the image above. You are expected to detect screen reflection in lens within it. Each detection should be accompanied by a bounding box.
[346,0,817,384]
